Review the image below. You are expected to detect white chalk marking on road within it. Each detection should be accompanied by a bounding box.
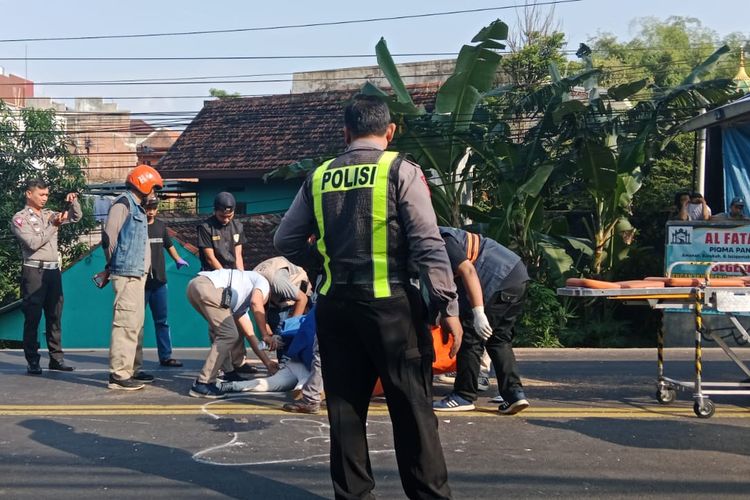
[191,398,395,466]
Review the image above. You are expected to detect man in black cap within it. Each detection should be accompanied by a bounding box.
[712,197,750,221]
[197,191,253,375]
[197,192,246,272]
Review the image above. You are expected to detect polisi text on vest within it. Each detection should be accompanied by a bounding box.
[320,164,378,192]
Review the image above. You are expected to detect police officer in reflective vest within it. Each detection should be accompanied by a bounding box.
[11,178,81,375]
[275,94,463,500]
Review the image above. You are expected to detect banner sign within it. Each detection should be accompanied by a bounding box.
[665,221,750,277]
[665,221,750,316]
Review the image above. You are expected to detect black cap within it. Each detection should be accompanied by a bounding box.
[214,192,236,212]
[143,195,159,208]
[731,196,745,207]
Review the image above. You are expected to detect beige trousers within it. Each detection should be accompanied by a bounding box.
[187,276,244,383]
[109,275,146,380]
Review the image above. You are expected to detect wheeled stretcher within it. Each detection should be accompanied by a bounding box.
[557,262,750,418]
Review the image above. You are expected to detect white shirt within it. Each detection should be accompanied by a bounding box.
[687,202,711,220]
[198,269,270,314]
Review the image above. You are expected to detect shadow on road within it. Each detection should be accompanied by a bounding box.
[17,418,325,499]
[528,417,750,457]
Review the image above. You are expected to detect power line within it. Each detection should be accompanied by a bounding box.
[0,1,583,44]
[0,52,457,62]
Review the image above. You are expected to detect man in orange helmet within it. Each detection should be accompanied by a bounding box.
[101,165,163,391]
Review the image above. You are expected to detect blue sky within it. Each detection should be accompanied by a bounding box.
[0,0,747,116]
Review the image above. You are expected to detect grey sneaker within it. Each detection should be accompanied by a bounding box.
[108,376,145,391]
[478,375,490,392]
[189,381,226,399]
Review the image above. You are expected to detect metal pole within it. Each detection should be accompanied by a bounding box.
[696,109,707,194]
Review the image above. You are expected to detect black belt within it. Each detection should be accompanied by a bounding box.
[23,259,59,270]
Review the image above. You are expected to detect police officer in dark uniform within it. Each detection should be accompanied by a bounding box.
[10,178,82,375]
[275,94,462,500]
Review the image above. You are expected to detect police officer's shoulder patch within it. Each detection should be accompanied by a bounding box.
[233,233,240,243]
[13,217,24,228]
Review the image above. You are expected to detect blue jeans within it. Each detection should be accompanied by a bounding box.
[145,283,173,362]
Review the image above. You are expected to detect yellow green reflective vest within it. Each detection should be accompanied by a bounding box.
[311,149,409,299]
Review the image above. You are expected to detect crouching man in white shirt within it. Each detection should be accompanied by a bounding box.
[186,269,279,398]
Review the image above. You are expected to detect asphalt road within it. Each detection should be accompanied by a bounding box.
[1,347,749,499]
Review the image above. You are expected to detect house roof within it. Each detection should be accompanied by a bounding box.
[680,93,750,132]
[157,86,438,180]
[139,128,182,151]
[130,119,156,135]
[164,213,283,269]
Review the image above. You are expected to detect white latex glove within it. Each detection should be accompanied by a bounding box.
[472,306,493,340]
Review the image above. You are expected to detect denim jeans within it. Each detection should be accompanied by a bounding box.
[145,283,173,362]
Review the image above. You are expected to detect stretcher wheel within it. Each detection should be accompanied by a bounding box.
[656,388,677,404]
[694,400,715,419]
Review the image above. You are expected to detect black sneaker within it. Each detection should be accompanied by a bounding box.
[49,359,75,372]
[133,371,155,383]
[108,376,145,391]
[189,381,226,399]
[218,370,247,382]
[27,362,42,375]
[498,392,529,415]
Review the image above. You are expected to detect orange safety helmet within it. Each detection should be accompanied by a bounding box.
[126,164,163,196]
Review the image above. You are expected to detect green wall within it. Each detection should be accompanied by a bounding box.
[198,179,302,215]
[0,241,211,349]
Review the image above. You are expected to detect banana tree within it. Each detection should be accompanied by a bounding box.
[266,19,509,228]
[551,43,735,277]
[363,19,509,226]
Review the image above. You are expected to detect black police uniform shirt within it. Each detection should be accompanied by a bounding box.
[146,219,174,290]
[197,216,247,270]
[442,230,527,312]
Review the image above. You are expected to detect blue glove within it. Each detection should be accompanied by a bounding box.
[176,258,189,269]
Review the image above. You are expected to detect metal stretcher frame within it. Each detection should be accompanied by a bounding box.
[557,283,750,418]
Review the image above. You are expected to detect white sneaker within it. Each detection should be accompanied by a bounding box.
[435,371,456,384]
[489,394,505,404]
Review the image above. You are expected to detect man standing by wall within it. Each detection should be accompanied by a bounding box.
[11,179,81,375]
[101,165,163,391]
[197,192,245,272]
[275,94,462,499]
[144,195,189,368]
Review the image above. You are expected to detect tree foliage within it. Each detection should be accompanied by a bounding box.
[590,16,748,89]
[0,101,95,306]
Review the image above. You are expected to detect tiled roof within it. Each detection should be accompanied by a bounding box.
[139,128,182,151]
[164,213,282,269]
[157,86,438,179]
[130,119,156,134]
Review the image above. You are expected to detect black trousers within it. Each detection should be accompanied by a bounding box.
[316,286,451,500]
[21,266,64,364]
[454,281,527,403]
